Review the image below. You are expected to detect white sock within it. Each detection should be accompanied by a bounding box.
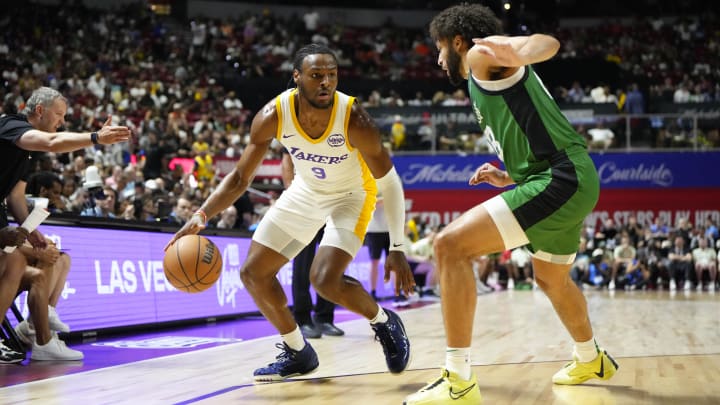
[281,326,306,351]
[446,347,472,381]
[369,305,388,324]
[574,337,599,363]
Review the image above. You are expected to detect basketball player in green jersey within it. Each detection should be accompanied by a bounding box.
[404,4,618,404]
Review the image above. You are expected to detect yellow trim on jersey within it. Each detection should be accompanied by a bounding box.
[289,89,339,144]
[344,96,356,152]
[275,95,283,141]
[353,153,378,239]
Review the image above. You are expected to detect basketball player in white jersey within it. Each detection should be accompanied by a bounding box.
[167,44,414,381]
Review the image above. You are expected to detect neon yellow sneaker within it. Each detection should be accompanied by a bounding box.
[404,368,481,404]
[552,349,619,385]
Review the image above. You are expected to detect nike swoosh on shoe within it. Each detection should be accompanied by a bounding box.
[449,384,476,400]
[595,357,604,378]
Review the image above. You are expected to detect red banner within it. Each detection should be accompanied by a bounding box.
[405,188,720,229]
[213,156,282,179]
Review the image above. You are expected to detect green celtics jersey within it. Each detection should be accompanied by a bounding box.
[468,65,587,184]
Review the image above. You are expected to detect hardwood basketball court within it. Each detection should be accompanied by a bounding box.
[1,290,718,404]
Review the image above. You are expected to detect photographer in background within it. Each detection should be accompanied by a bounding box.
[79,166,110,217]
[79,184,117,219]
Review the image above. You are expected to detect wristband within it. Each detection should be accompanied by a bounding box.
[193,209,208,224]
[91,132,99,145]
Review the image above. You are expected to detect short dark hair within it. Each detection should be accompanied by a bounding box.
[429,3,502,48]
[292,43,338,72]
[27,171,62,196]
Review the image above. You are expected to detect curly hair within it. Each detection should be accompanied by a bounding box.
[292,43,338,72]
[429,3,503,48]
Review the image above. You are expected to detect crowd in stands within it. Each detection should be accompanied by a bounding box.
[403,212,720,297]
[571,215,719,292]
[1,3,719,228]
[552,16,720,105]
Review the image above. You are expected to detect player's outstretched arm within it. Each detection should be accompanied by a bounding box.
[18,115,131,153]
[467,34,560,82]
[471,34,560,68]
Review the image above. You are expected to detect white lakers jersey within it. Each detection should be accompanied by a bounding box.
[275,88,377,196]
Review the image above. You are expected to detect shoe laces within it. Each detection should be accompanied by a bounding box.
[372,322,398,355]
[422,369,450,391]
[273,343,296,363]
[562,354,580,369]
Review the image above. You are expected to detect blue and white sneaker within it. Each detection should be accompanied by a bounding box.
[371,308,411,374]
[253,342,319,382]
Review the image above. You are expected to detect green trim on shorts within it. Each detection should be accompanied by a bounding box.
[501,148,599,255]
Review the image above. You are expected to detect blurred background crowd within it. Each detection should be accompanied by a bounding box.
[0,0,717,229]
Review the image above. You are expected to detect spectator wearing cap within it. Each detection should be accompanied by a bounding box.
[78,166,107,216]
[588,249,611,288]
[573,248,610,289]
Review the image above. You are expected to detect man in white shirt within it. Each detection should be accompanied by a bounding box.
[692,237,716,291]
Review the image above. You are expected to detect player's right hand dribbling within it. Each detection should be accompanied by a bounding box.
[164,213,206,251]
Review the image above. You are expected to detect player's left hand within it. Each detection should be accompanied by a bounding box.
[384,250,416,297]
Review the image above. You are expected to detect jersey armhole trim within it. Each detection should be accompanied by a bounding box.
[274,95,284,141]
[471,66,528,95]
[344,96,356,152]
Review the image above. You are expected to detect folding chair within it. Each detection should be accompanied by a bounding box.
[2,301,27,355]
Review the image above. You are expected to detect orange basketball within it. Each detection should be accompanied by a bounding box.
[163,235,222,293]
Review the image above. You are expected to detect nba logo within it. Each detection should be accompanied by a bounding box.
[327,133,345,147]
